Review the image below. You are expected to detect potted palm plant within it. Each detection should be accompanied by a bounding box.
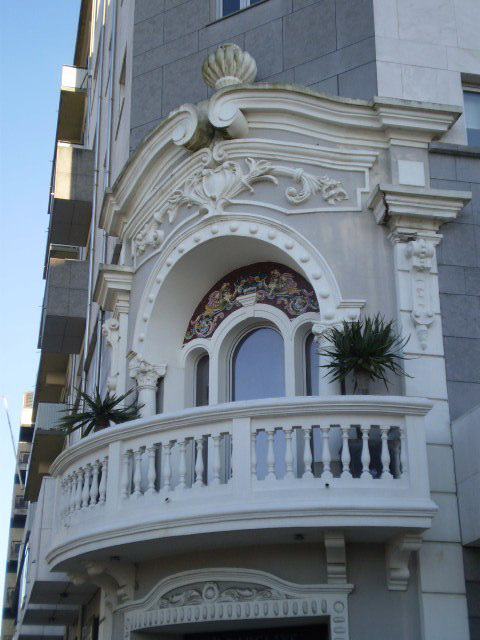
[57,387,142,437]
[318,314,410,394]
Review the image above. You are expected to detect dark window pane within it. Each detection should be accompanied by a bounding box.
[195,354,209,407]
[305,333,319,396]
[232,328,285,401]
[464,91,480,146]
[223,0,241,15]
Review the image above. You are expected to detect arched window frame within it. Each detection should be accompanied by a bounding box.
[182,304,319,405]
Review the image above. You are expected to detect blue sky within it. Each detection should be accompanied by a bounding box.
[0,0,81,608]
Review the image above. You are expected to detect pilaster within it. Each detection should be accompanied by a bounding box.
[369,183,471,639]
[129,355,167,418]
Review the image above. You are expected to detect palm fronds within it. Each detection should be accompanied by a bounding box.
[319,314,411,391]
[57,387,142,437]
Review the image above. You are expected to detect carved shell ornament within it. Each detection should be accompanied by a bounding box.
[133,157,348,256]
[166,157,349,222]
[202,43,257,89]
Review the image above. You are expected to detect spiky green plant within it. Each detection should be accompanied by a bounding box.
[319,315,410,391]
[57,387,142,437]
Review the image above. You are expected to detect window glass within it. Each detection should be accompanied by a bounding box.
[195,354,209,407]
[232,328,285,401]
[305,333,319,396]
[222,0,241,16]
[464,91,480,146]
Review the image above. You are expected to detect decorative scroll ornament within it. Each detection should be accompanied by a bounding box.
[405,239,435,350]
[133,211,165,257]
[129,355,165,389]
[184,262,319,343]
[102,318,120,392]
[202,43,257,90]
[167,157,348,224]
[158,581,289,609]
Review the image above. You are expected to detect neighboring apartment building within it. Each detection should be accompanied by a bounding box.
[1,393,33,640]
[3,1,480,639]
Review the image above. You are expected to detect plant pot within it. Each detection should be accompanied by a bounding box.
[354,370,370,395]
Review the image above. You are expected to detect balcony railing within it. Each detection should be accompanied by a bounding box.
[47,396,437,569]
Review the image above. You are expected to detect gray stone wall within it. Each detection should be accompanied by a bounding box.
[430,147,480,420]
[131,0,377,150]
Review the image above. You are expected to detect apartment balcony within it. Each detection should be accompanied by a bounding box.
[25,403,65,501]
[16,480,94,636]
[46,396,437,571]
[57,65,87,144]
[50,143,93,246]
[453,402,480,546]
[39,257,88,354]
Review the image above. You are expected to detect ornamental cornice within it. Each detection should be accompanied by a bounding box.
[93,265,133,311]
[100,84,462,241]
[368,183,471,236]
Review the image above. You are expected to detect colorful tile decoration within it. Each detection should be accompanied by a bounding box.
[184,262,319,343]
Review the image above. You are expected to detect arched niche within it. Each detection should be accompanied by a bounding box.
[132,216,362,412]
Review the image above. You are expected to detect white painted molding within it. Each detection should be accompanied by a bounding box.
[368,183,471,235]
[93,264,133,312]
[119,568,352,639]
[100,85,462,241]
[324,530,347,584]
[202,43,257,90]
[385,532,423,591]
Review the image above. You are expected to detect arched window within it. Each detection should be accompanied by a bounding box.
[305,332,319,396]
[232,327,285,401]
[195,353,209,407]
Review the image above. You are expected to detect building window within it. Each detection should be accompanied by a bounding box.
[464,89,480,146]
[195,354,210,407]
[305,333,319,396]
[232,327,285,401]
[218,0,263,18]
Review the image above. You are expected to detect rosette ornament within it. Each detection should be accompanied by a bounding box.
[202,43,257,90]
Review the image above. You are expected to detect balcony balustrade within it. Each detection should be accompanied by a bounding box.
[47,396,437,570]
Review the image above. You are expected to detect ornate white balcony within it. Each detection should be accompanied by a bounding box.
[46,396,437,571]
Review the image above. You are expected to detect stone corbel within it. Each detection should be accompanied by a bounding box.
[385,532,422,591]
[129,354,167,417]
[85,560,135,607]
[405,238,436,350]
[324,530,347,584]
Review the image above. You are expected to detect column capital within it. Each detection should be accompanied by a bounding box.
[129,355,167,389]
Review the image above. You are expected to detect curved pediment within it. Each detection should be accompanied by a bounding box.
[100,83,460,266]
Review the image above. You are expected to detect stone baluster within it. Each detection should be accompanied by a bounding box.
[340,425,352,479]
[266,428,276,481]
[81,465,91,508]
[399,425,408,477]
[302,426,313,479]
[162,442,172,492]
[211,435,222,486]
[74,469,83,510]
[177,439,187,490]
[391,439,401,479]
[69,475,76,514]
[194,437,205,487]
[120,450,132,499]
[132,448,144,497]
[98,457,108,505]
[360,425,371,479]
[146,445,157,495]
[380,425,393,479]
[250,431,257,479]
[284,427,294,480]
[320,425,333,480]
[90,461,100,507]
